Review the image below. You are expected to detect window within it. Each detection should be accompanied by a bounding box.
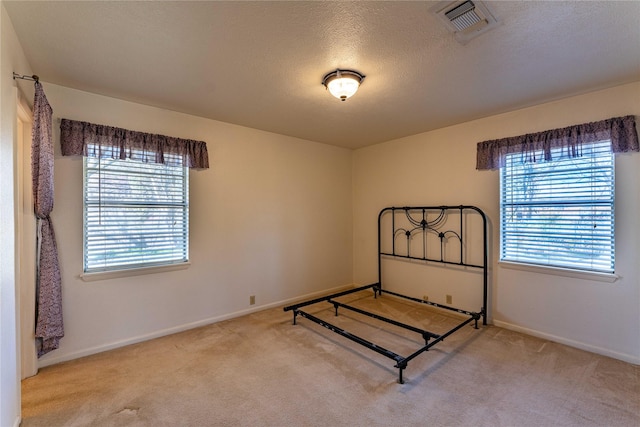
[500,140,614,273]
[83,146,189,273]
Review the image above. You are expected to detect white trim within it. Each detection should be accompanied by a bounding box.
[38,284,354,367]
[80,262,191,282]
[16,92,38,380]
[499,261,619,283]
[493,319,639,365]
[14,416,22,427]
[16,90,32,122]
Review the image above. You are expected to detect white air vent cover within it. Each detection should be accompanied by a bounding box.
[432,0,500,44]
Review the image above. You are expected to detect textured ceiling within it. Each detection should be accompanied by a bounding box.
[5,1,640,149]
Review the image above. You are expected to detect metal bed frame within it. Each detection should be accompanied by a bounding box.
[284,205,488,384]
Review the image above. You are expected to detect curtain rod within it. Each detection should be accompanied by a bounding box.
[13,72,39,83]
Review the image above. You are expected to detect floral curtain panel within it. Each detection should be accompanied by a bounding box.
[60,119,209,169]
[476,115,639,170]
[32,82,64,357]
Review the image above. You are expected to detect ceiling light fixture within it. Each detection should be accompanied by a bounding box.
[322,69,365,101]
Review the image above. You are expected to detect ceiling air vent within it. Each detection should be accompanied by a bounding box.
[432,0,500,44]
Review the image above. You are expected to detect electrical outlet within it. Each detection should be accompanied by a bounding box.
[446,295,452,304]
[250,295,256,305]
[422,295,429,302]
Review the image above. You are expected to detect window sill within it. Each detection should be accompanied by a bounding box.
[499,261,619,283]
[80,262,191,282]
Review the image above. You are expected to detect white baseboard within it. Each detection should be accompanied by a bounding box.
[39,284,355,368]
[492,319,640,365]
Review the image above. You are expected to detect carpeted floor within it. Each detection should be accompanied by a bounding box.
[21,291,640,426]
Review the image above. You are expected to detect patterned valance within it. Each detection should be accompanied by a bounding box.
[476,115,638,170]
[60,118,209,169]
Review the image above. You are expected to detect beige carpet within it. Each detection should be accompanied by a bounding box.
[22,292,639,426]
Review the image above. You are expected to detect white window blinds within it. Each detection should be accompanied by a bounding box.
[500,140,614,273]
[83,147,189,273]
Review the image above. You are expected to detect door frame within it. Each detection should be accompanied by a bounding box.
[16,89,37,379]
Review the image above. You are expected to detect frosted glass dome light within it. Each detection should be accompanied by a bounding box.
[322,69,365,101]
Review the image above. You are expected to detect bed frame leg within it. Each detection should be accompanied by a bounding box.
[333,302,339,316]
[473,312,481,329]
[373,285,381,299]
[292,311,298,325]
[396,360,407,384]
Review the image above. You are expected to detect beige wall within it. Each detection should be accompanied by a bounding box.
[353,81,640,363]
[35,83,353,367]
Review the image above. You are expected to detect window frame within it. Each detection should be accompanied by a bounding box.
[499,140,615,276]
[81,149,190,280]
